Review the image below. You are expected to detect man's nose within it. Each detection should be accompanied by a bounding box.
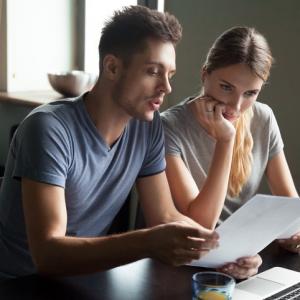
[159,76,172,95]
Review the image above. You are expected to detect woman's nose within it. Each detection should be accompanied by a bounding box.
[229,96,243,112]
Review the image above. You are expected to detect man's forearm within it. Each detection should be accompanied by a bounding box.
[33,228,151,276]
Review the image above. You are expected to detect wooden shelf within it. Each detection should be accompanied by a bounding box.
[0,90,64,107]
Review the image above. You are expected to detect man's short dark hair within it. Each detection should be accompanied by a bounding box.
[98,5,182,72]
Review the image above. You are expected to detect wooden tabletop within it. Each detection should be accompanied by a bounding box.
[0,242,299,300]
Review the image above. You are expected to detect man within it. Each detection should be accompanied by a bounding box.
[0,6,218,279]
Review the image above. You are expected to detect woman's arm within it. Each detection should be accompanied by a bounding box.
[165,96,236,229]
[265,150,298,197]
[266,150,300,253]
[166,138,234,229]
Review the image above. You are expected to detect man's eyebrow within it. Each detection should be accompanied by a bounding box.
[145,61,163,66]
[145,61,176,73]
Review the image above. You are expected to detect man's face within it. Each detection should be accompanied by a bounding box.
[112,38,176,121]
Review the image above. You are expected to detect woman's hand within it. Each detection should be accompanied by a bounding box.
[217,254,262,279]
[189,96,236,142]
[277,232,300,253]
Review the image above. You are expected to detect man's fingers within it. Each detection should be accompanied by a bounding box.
[178,224,219,240]
[187,236,219,251]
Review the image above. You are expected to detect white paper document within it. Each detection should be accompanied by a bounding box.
[190,194,300,268]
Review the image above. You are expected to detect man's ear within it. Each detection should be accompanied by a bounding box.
[102,54,122,80]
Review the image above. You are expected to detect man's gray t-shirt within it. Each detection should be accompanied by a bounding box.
[161,98,283,223]
[0,96,165,279]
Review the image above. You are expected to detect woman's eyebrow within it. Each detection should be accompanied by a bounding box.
[220,79,260,92]
[220,79,235,87]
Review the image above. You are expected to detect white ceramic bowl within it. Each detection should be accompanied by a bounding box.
[47,70,97,97]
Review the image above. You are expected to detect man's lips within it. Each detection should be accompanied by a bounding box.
[148,97,163,111]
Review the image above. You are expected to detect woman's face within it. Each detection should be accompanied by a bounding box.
[202,63,265,122]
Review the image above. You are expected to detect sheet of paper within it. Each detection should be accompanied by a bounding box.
[190,194,300,268]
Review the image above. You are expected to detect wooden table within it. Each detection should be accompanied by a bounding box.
[0,242,299,300]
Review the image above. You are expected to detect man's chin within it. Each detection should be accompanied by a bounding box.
[134,111,155,122]
[142,115,155,122]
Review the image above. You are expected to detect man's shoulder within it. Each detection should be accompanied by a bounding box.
[31,97,80,117]
[25,97,81,126]
[17,98,82,142]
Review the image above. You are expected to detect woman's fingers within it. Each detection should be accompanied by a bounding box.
[218,255,262,279]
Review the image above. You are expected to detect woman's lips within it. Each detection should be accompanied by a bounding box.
[222,112,239,122]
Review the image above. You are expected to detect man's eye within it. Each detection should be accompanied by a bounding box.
[220,84,232,91]
[148,69,159,76]
[168,74,175,82]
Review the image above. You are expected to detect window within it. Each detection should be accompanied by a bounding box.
[0,1,164,91]
[84,0,137,75]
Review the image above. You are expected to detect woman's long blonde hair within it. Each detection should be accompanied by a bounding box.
[203,27,273,197]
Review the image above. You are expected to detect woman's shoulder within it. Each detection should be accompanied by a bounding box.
[161,96,193,125]
[253,101,275,122]
[252,101,280,135]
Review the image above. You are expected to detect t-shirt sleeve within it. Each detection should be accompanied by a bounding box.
[161,112,182,156]
[138,112,166,177]
[267,106,284,159]
[12,112,72,187]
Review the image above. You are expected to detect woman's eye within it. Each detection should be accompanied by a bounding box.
[245,91,257,97]
[220,84,232,91]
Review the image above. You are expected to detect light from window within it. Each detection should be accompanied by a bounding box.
[84,1,137,75]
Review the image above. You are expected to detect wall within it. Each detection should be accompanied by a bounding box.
[164,0,300,190]
[0,103,32,168]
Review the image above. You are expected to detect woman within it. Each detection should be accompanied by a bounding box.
[161,26,300,279]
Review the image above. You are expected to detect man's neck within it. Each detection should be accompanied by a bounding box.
[83,85,130,148]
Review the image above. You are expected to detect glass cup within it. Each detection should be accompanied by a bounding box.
[192,271,236,300]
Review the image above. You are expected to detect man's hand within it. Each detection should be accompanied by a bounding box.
[146,221,219,266]
[278,232,300,253]
[218,254,262,279]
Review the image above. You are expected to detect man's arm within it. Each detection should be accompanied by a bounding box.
[136,171,219,264]
[22,176,218,276]
[22,177,153,275]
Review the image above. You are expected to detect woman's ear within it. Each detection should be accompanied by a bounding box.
[102,54,122,80]
[201,66,207,83]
